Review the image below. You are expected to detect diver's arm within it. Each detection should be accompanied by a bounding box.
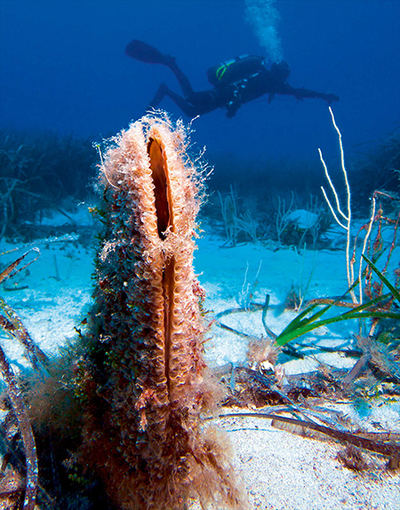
[278,84,339,103]
[293,87,339,103]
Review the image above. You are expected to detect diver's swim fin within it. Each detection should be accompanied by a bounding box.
[125,40,171,65]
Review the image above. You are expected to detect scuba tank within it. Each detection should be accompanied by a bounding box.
[207,55,266,87]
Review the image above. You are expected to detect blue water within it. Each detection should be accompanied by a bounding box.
[1,0,399,164]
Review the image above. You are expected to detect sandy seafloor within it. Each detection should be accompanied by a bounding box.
[1,206,400,510]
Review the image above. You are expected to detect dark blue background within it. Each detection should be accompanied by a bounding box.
[1,0,399,165]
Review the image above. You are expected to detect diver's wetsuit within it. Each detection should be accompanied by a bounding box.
[150,64,339,118]
[148,57,223,117]
[127,40,339,118]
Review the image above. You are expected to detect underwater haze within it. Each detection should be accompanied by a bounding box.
[1,0,400,164]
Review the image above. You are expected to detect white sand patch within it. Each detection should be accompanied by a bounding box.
[218,413,400,510]
[1,217,400,508]
[187,411,400,510]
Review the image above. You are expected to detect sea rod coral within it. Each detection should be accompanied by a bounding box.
[74,112,245,509]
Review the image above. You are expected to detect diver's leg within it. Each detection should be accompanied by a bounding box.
[126,40,195,97]
[148,83,169,109]
[164,58,195,97]
[164,87,198,117]
[148,83,197,117]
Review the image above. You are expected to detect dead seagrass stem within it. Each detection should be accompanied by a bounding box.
[77,112,245,510]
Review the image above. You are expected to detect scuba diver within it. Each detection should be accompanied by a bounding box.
[126,40,339,118]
